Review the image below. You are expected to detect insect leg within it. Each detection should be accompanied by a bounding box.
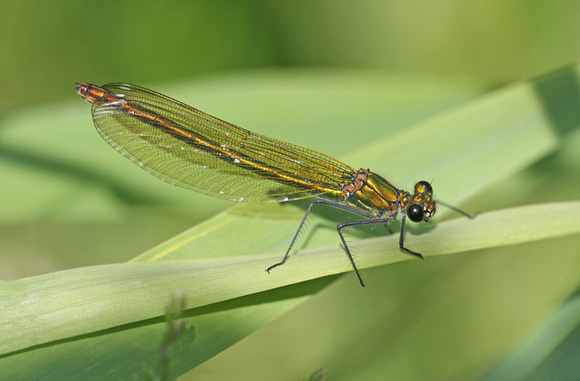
[336,216,396,287]
[398,213,424,258]
[266,198,377,284]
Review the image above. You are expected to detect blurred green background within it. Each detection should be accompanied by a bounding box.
[3,0,580,112]
[1,1,580,380]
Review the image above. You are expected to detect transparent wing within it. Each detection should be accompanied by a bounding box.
[90,82,354,202]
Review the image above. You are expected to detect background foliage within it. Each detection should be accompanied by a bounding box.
[1,1,579,380]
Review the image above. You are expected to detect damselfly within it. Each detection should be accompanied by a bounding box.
[76,82,473,286]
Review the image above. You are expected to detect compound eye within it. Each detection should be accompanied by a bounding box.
[416,181,433,195]
[407,204,424,223]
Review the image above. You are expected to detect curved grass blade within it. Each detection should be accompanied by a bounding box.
[3,64,580,379]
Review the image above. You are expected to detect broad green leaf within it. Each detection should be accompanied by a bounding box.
[2,66,580,380]
[2,201,580,353]
[2,201,579,379]
[481,289,580,381]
